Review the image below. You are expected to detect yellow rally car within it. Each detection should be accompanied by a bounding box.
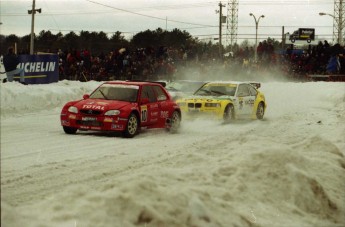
[176,81,267,122]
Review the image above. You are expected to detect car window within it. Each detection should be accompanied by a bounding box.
[237,84,250,97]
[152,85,168,101]
[141,85,156,103]
[195,84,236,96]
[90,84,138,102]
[225,86,237,96]
[248,85,257,96]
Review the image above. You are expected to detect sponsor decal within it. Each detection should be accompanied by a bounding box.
[104,117,113,122]
[245,99,255,105]
[68,114,76,119]
[141,105,148,122]
[111,124,123,129]
[82,117,97,121]
[161,111,169,118]
[18,54,59,84]
[19,61,56,73]
[151,111,159,117]
[82,105,105,110]
[150,104,159,108]
[90,127,101,130]
[61,120,69,126]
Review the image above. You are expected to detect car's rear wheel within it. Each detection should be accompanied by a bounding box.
[223,104,234,123]
[168,111,181,133]
[63,126,77,134]
[256,102,265,120]
[123,113,139,138]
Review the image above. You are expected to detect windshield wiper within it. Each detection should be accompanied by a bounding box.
[196,88,211,95]
[99,89,108,100]
[210,90,226,96]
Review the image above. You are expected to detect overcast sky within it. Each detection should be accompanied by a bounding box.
[0,0,335,44]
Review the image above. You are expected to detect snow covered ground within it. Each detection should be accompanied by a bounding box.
[1,79,345,227]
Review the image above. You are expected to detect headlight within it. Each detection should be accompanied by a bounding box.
[105,110,120,116]
[68,106,78,113]
[177,102,186,107]
[205,103,221,107]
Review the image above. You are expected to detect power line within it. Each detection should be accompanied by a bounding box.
[85,0,215,27]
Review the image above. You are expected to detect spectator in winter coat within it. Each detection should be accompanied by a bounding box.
[3,47,26,84]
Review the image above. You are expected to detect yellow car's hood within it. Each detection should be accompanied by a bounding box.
[179,96,233,103]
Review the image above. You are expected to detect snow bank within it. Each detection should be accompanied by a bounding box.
[0,80,102,118]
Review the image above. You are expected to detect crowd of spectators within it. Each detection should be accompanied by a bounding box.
[58,46,187,82]
[55,40,345,83]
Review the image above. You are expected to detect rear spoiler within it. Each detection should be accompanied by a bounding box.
[249,82,261,89]
[129,80,167,87]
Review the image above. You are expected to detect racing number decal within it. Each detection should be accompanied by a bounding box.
[239,98,244,110]
[141,105,148,122]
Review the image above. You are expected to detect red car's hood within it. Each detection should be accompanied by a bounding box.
[74,99,131,112]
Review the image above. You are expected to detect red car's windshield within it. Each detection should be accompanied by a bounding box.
[90,84,139,102]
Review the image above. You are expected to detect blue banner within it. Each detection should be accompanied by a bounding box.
[17,54,59,84]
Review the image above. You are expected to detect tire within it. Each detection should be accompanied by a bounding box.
[168,111,181,133]
[63,126,77,134]
[290,38,295,43]
[123,113,139,138]
[256,102,265,120]
[307,39,311,43]
[223,104,234,123]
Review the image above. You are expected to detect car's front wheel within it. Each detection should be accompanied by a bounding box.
[168,111,181,133]
[223,104,234,123]
[256,102,265,120]
[63,126,77,134]
[123,113,139,138]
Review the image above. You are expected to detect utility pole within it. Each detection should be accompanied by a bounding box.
[335,0,344,45]
[226,0,239,52]
[319,0,345,45]
[282,26,285,49]
[28,0,41,54]
[217,2,225,58]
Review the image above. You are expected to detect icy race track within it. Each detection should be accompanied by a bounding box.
[1,80,345,227]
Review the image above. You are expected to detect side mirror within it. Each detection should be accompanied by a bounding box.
[141,98,149,104]
[83,94,90,99]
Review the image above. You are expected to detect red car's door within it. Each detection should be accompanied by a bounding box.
[139,85,160,127]
[152,85,171,127]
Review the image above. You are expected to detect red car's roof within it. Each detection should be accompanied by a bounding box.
[104,80,166,87]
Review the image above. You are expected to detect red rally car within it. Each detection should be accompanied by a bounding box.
[60,81,182,138]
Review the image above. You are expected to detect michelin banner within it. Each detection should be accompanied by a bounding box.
[18,54,59,84]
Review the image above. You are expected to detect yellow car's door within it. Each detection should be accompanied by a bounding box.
[236,84,253,116]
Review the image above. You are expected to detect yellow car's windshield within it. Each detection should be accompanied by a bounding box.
[195,84,237,96]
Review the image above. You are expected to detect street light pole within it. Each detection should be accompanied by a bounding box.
[249,13,264,63]
[319,12,343,45]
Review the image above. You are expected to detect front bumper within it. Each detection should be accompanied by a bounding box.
[179,105,224,120]
[61,112,128,131]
